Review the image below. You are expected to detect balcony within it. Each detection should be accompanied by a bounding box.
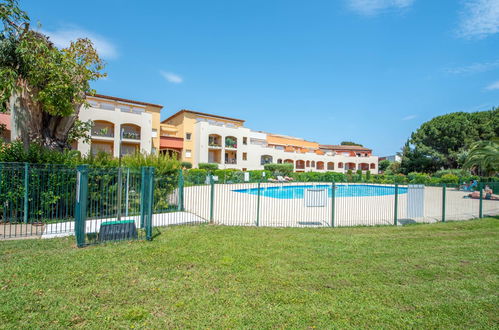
[121,124,141,142]
[208,134,222,148]
[225,150,237,165]
[225,136,237,149]
[91,121,114,139]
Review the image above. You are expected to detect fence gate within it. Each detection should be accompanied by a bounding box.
[75,165,154,247]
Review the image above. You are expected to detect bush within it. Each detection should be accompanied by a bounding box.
[213,169,244,183]
[263,163,293,176]
[440,173,459,185]
[249,170,272,181]
[407,172,431,184]
[198,163,218,171]
[181,161,192,169]
[184,169,208,185]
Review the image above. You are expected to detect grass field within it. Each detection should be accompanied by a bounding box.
[1,218,498,328]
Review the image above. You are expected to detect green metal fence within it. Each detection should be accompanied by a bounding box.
[1,163,498,243]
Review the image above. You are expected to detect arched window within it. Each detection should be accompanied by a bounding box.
[338,162,344,168]
[296,160,305,169]
[316,161,324,170]
[277,159,282,164]
[370,163,376,169]
[311,161,315,167]
[306,160,310,167]
[261,155,273,165]
[327,162,334,170]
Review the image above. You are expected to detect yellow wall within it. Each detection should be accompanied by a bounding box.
[162,111,244,162]
[267,134,319,149]
[145,105,162,152]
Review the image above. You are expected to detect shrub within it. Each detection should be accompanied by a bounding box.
[263,163,293,176]
[407,172,430,184]
[184,169,208,185]
[213,169,244,183]
[440,173,459,185]
[249,170,272,181]
[181,161,192,169]
[365,170,371,181]
[198,163,218,171]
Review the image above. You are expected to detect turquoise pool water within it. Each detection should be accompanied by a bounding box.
[233,184,407,199]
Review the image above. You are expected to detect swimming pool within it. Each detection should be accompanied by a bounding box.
[233,184,407,199]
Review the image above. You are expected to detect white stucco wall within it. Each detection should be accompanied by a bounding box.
[77,104,152,157]
[194,121,378,172]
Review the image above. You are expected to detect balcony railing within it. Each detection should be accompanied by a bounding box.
[225,158,237,165]
[122,131,140,140]
[92,128,114,138]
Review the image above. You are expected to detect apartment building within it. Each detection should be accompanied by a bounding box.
[78,94,163,157]
[160,110,379,173]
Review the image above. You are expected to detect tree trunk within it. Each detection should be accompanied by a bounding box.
[11,84,82,151]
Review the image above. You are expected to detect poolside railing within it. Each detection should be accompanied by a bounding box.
[1,164,497,245]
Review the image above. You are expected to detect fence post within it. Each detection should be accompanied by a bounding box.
[331,181,336,227]
[479,182,483,218]
[140,167,146,229]
[23,162,29,224]
[256,181,261,226]
[394,183,399,226]
[178,169,184,211]
[209,174,215,223]
[145,167,154,241]
[125,168,130,217]
[442,184,446,222]
[75,165,89,248]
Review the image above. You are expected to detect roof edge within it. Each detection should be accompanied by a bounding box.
[87,93,163,109]
[162,109,245,124]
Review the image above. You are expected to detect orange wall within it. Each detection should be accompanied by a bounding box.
[267,135,319,149]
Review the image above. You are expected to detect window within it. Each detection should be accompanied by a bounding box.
[243,137,248,145]
[185,149,192,158]
[185,132,192,141]
[152,129,158,138]
[243,152,247,161]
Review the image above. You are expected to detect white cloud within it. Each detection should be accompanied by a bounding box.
[458,0,499,39]
[402,114,416,120]
[41,28,118,59]
[347,0,415,16]
[444,59,499,75]
[485,80,499,90]
[160,71,183,84]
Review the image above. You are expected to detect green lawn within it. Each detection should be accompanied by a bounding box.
[1,219,498,328]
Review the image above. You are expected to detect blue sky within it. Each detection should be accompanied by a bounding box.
[23,0,499,155]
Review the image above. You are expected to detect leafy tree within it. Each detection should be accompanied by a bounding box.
[340,141,363,147]
[263,163,293,176]
[463,137,499,176]
[401,108,499,173]
[0,0,105,150]
[378,159,391,172]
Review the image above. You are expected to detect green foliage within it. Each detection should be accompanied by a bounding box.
[199,163,219,171]
[401,108,499,173]
[0,0,105,147]
[365,170,371,181]
[184,169,208,185]
[407,172,431,184]
[0,140,81,165]
[463,137,499,176]
[340,141,363,147]
[439,174,459,185]
[379,159,391,172]
[67,120,92,144]
[263,163,293,176]
[181,161,192,169]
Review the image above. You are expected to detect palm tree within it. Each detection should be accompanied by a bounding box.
[463,137,499,176]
